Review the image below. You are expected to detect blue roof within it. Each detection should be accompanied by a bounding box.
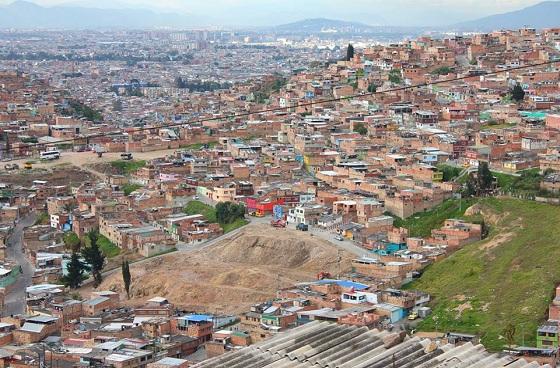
[181,314,212,322]
[315,279,369,291]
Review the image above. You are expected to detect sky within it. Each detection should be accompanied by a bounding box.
[0,0,551,26]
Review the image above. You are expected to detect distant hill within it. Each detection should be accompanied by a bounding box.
[272,18,382,34]
[0,0,202,29]
[455,1,560,31]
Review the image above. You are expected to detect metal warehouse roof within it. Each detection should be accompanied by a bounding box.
[192,321,550,368]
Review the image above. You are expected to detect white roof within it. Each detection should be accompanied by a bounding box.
[20,323,44,333]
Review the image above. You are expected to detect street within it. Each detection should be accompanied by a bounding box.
[284,222,370,257]
[3,212,37,316]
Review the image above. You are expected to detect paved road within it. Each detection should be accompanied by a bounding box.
[3,213,37,316]
[285,222,370,257]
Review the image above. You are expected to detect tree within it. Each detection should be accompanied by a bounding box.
[477,162,494,194]
[63,231,81,252]
[353,122,368,136]
[367,84,377,93]
[388,69,402,84]
[82,230,106,287]
[511,83,525,103]
[503,322,517,348]
[215,202,246,224]
[464,175,477,197]
[431,66,453,75]
[346,44,354,61]
[121,260,131,299]
[63,251,88,289]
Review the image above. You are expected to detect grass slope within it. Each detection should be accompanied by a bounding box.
[407,198,560,351]
[184,200,217,223]
[184,200,248,233]
[98,235,121,258]
[392,198,477,238]
[110,160,146,175]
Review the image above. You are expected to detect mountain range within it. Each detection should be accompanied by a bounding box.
[0,0,559,31]
[0,0,202,29]
[271,18,383,34]
[454,1,560,30]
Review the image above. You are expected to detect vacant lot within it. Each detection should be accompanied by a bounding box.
[0,166,96,187]
[96,224,353,313]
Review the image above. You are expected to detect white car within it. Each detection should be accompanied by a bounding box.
[335,235,344,241]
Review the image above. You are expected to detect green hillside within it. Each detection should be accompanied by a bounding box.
[407,198,560,351]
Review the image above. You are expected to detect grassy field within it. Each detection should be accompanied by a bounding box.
[184,200,248,233]
[391,198,477,238]
[222,218,250,233]
[98,235,121,258]
[110,160,146,175]
[180,141,218,150]
[184,200,218,223]
[480,123,516,130]
[406,198,560,351]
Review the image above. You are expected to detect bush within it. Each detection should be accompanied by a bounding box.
[216,202,246,224]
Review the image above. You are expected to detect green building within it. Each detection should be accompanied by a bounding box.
[536,325,559,348]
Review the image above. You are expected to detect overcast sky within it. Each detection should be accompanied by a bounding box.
[0,0,551,26]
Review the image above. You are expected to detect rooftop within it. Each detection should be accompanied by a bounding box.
[191,321,548,368]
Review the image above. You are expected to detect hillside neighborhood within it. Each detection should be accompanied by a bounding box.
[1,23,560,367]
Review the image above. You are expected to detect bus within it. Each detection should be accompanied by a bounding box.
[40,150,61,160]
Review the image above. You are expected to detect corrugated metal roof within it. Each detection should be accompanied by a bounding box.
[19,322,45,333]
[191,321,550,368]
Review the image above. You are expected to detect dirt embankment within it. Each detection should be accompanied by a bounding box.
[96,224,353,314]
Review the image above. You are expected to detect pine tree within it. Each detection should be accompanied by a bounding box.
[346,44,355,61]
[63,251,88,289]
[464,175,477,197]
[477,162,494,194]
[82,230,106,287]
[122,260,131,299]
[511,83,525,103]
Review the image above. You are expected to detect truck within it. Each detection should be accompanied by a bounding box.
[296,223,309,231]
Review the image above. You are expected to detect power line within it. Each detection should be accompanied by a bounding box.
[3,59,559,155]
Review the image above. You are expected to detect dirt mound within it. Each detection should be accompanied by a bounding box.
[96,224,353,313]
[205,225,345,270]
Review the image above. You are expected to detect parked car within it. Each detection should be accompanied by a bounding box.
[296,223,309,231]
[4,163,19,170]
[408,312,419,321]
[335,235,344,241]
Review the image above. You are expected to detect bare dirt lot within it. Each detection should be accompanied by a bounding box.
[0,165,97,187]
[95,224,354,314]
